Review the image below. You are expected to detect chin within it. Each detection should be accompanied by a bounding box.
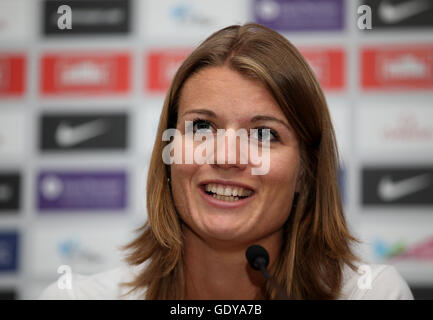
[191,219,241,241]
[204,230,246,242]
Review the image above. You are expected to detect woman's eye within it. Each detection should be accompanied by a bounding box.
[192,119,213,133]
[251,128,278,142]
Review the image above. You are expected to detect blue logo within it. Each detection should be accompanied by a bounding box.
[58,237,103,263]
[0,231,19,272]
[170,3,213,26]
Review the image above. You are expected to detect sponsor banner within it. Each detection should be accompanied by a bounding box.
[39,113,128,151]
[142,0,248,39]
[358,102,433,156]
[37,170,127,211]
[361,0,433,29]
[361,46,433,90]
[299,47,345,91]
[252,0,344,31]
[43,0,130,36]
[0,54,26,96]
[41,52,130,96]
[374,236,433,261]
[0,0,31,41]
[148,48,344,93]
[0,110,26,158]
[356,221,433,286]
[362,167,433,205]
[146,49,191,93]
[28,224,131,277]
[0,173,21,212]
[0,231,18,272]
[357,222,433,267]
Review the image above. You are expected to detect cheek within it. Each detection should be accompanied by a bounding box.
[169,133,198,185]
[267,150,300,188]
[262,151,300,224]
[170,162,199,214]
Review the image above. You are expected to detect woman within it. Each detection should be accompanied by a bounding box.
[40,23,413,300]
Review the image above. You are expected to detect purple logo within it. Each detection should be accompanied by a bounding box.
[253,0,344,31]
[37,171,127,211]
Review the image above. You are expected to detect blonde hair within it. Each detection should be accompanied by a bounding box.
[122,23,358,299]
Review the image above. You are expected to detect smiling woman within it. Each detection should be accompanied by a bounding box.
[39,23,413,300]
[117,23,412,300]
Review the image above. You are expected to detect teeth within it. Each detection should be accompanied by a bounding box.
[224,187,232,196]
[238,188,244,196]
[217,185,224,195]
[204,183,253,198]
[212,194,240,201]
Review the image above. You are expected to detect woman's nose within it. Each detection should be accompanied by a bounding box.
[211,129,249,170]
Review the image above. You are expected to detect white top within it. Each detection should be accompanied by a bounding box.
[38,263,414,300]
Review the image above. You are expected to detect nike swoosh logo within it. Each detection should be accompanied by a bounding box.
[0,184,13,202]
[378,0,431,24]
[55,119,109,147]
[378,173,431,201]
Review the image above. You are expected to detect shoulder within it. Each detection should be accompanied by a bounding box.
[339,263,414,300]
[38,265,146,300]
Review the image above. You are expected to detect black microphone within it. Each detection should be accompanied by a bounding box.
[246,245,290,300]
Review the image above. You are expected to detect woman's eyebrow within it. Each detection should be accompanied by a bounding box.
[181,109,217,118]
[181,109,291,131]
[251,115,291,131]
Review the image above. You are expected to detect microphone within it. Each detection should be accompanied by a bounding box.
[246,245,290,300]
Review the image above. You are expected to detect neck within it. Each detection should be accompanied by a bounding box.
[182,226,283,300]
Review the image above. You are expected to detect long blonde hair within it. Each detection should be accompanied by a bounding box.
[123,23,358,299]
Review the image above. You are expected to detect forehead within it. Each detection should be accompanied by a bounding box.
[178,66,285,120]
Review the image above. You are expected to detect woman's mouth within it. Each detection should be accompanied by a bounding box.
[202,183,254,202]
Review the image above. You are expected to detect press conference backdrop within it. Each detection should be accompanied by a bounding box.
[0,0,432,300]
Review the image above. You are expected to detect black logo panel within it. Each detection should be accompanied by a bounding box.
[362,167,433,206]
[0,173,21,212]
[361,0,433,29]
[39,113,128,151]
[43,0,130,35]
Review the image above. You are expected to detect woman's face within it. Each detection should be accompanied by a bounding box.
[171,66,300,246]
